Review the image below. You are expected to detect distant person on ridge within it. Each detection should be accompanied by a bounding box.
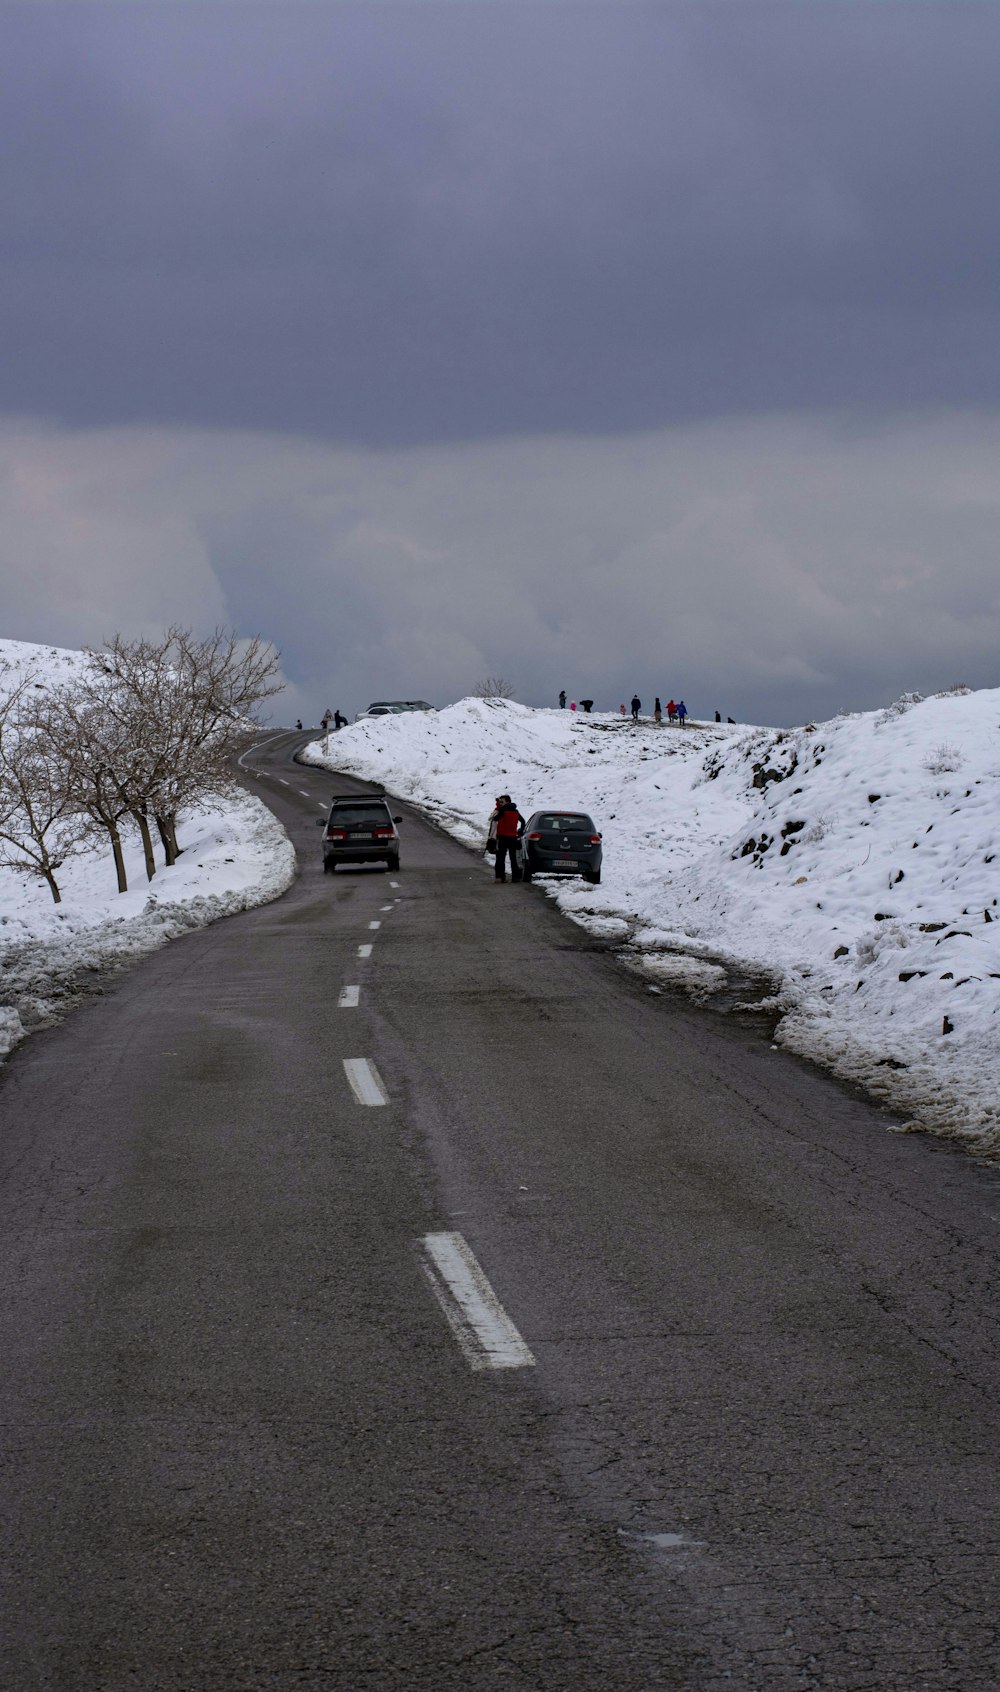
[559,690,566,709]
[334,710,347,729]
[630,694,641,722]
[677,699,688,726]
[666,698,677,725]
[653,697,662,724]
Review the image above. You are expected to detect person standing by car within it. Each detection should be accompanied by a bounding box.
[486,795,503,857]
[492,795,525,882]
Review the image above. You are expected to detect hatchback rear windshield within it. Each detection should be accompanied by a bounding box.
[328,805,391,825]
[536,814,594,832]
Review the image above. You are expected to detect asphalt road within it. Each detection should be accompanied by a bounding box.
[1,728,999,1691]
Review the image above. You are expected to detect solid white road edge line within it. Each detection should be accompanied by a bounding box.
[338,985,360,1008]
[419,1232,536,1372]
[236,730,292,770]
[343,1057,388,1106]
[358,943,373,958]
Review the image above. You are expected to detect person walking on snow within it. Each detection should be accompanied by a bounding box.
[630,694,641,722]
[491,795,525,882]
[653,697,662,724]
[666,698,677,725]
[677,699,688,726]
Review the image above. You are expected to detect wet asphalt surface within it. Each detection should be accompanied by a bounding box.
[1,728,999,1690]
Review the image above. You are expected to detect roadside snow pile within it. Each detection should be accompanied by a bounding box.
[304,692,1000,1157]
[0,637,296,1062]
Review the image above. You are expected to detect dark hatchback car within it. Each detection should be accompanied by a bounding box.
[522,810,603,884]
[317,796,402,872]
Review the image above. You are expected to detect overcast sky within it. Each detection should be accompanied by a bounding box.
[3,1,1000,725]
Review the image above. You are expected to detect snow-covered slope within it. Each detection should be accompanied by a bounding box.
[304,692,1000,1156]
[0,637,296,1061]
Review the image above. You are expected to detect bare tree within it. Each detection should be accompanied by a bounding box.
[36,688,136,893]
[87,627,282,869]
[144,628,283,864]
[0,629,283,898]
[0,671,87,903]
[473,676,516,700]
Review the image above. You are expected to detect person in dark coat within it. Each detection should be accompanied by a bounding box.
[654,697,662,724]
[630,694,641,722]
[714,710,721,723]
[491,795,525,882]
[559,690,567,709]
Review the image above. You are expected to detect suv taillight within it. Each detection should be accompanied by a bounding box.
[372,826,394,839]
[327,829,347,841]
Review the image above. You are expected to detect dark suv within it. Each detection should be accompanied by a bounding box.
[522,810,602,884]
[317,796,402,872]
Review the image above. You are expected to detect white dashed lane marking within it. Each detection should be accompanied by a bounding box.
[299,789,310,797]
[380,904,393,911]
[338,985,360,1008]
[368,920,381,930]
[343,1057,388,1106]
[388,881,400,888]
[358,944,373,959]
[420,1233,536,1372]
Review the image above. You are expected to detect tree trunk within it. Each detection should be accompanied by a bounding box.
[156,812,180,866]
[109,823,128,893]
[131,807,157,882]
[42,867,62,904]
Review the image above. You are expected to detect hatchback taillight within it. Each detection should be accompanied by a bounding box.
[589,835,601,844]
[527,832,541,841]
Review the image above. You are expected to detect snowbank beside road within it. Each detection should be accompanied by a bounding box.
[0,787,296,1063]
[0,637,296,1063]
[304,693,1000,1157]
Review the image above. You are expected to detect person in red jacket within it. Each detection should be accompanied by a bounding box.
[492,794,525,882]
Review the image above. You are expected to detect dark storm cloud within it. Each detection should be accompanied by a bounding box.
[3,3,1000,444]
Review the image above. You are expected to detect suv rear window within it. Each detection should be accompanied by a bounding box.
[328,804,391,825]
[537,814,594,832]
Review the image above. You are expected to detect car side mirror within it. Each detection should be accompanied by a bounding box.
[393,815,402,824]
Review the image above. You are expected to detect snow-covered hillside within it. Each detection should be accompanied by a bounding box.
[304,692,1000,1157]
[0,637,295,1062]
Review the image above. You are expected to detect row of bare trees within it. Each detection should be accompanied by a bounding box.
[0,628,282,903]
